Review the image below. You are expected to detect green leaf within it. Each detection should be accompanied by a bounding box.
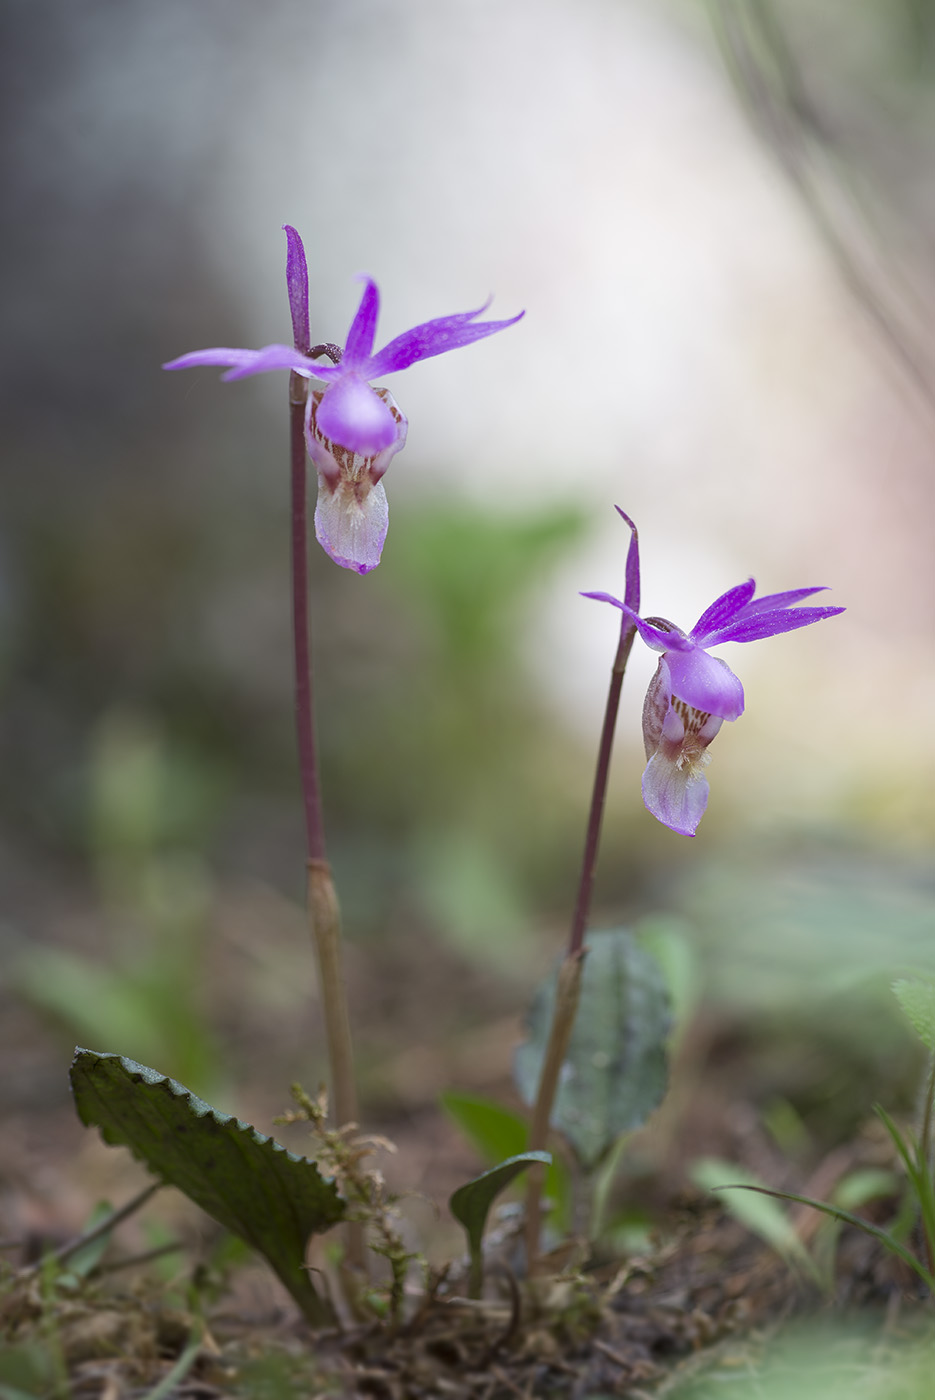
[69,1049,345,1323]
[892,977,935,1051]
[513,928,671,1168]
[699,1174,935,1293]
[692,1158,815,1277]
[440,1091,572,1227]
[441,1091,527,1163]
[64,1201,115,1279]
[635,915,699,1051]
[449,1151,551,1297]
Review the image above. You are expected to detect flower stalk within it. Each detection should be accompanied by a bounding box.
[524,512,640,1272]
[287,316,364,1275]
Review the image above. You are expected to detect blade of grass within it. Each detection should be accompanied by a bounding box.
[716,1183,935,1291]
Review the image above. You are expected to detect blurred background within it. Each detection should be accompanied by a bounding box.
[1,0,933,1246]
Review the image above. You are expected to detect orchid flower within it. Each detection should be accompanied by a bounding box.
[584,509,844,836]
[164,226,523,573]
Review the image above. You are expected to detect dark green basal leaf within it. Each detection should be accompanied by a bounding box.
[70,1050,345,1324]
[513,928,671,1169]
[449,1151,551,1297]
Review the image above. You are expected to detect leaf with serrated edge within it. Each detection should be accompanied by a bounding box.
[449,1151,550,1297]
[893,978,935,1052]
[70,1050,345,1323]
[514,928,670,1168]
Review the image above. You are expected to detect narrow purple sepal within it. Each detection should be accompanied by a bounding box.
[581,592,693,652]
[342,276,380,367]
[364,307,525,377]
[614,507,641,611]
[704,605,845,647]
[283,225,310,352]
[733,586,829,617]
[691,578,756,643]
[220,344,318,381]
[162,344,313,379]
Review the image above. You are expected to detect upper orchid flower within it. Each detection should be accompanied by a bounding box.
[584,509,844,837]
[163,226,524,573]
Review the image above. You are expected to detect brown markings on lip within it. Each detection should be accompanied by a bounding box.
[308,387,403,504]
[672,696,712,737]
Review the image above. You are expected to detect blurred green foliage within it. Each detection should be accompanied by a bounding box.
[16,712,224,1095]
[666,1317,935,1398]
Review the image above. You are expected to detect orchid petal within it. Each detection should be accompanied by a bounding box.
[162,344,316,381]
[364,306,525,377]
[580,592,693,652]
[704,605,845,647]
[733,586,829,617]
[691,579,756,643]
[316,373,400,455]
[641,752,710,837]
[614,506,641,611]
[664,646,745,720]
[342,276,380,367]
[283,225,309,351]
[314,475,389,575]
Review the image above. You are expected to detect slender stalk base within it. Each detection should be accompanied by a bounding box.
[307,860,359,1136]
[306,859,366,1274]
[524,952,584,1272]
[524,622,636,1273]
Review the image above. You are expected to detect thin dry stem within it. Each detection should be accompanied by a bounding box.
[307,858,365,1273]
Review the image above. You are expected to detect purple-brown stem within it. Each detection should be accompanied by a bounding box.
[290,376,326,863]
[288,370,364,1274]
[567,622,638,957]
[525,619,637,1271]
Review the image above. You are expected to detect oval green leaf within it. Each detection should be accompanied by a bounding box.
[514,928,670,1168]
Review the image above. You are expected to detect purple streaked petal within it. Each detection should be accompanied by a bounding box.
[316,373,400,455]
[581,592,693,652]
[664,646,745,720]
[704,605,845,647]
[314,474,388,575]
[641,751,710,837]
[363,306,525,377]
[614,506,641,611]
[283,225,310,351]
[733,586,829,618]
[342,276,380,367]
[162,344,316,380]
[691,579,756,642]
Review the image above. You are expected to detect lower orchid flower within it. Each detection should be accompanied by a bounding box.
[164,226,523,573]
[584,511,844,836]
